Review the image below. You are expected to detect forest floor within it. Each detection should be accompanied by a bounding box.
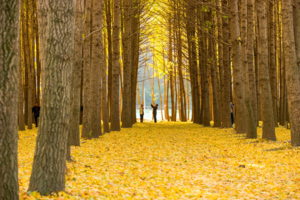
[19,122,300,199]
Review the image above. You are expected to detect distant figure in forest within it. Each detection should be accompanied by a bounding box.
[140,104,144,122]
[151,104,158,123]
[230,102,234,127]
[32,102,41,128]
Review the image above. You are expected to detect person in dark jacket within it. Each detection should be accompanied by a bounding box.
[151,104,158,123]
[32,102,41,127]
[230,102,234,127]
[140,104,144,122]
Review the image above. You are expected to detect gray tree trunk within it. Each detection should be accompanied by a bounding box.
[241,0,257,138]
[98,0,110,133]
[28,0,75,194]
[247,0,258,126]
[90,0,103,137]
[122,0,132,128]
[269,0,278,127]
[229,0,247,133]
[22,0,33,130]
[105,0,113,121]
[19,58,25,131]
[111,0,121,131]
[81,0,92,138]
[130,0,140,125]
[257,0,276,141]
[294,0,300,65]
[222,0,232,128]
[282,0,300,146]
[0,1,20,199]
[70,0,84,146]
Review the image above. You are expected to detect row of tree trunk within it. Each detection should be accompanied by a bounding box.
[160,0,300,146]
[2,0,300,198]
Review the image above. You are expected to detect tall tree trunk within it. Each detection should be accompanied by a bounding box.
[130,0,140,125]
[157,71,164,120]
[275,0,280,124]
[280,48,287,125]
[111,0,121,131]
[19,55,25,131]
[105,0,113,120]
[222,0,231,128]
[0,1,20,199]
[241,0,257,138]
[168,19,175,121]
[202,14,210,127]
[229,0,247,133]
[247,0,258,126]
[187,2,200,124]
[257,0,276,140]
[28,0,75,194]
[23,0,33,129]
[282,0,300,146]
[81,0,92,138]
[176,4,186,122]
[294,0,300,64]
[122,0,132,127]
[30,0,36,105]
[70,0,84,146]
[217,0,224,125]
[255,26,260,125]
[34,0,41,105]
[163,50,169,121]
[269,0,278,127]
[210,39,221,127]
[90,0,103,137]
[101,2,110,133]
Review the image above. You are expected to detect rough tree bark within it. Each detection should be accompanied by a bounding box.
[101,1,110,133]
[282,0,300,146]
[28,0,75,194]
[187,0,200,124]
[163,50,170,121]
[111,0,121,131]
[90,0,102,137]
[0,1,20,199]
[130,0,140,125]
[105,0,113,120]
[269,0,278,127]
[168,19,175,122]
[247,0,258,126]
[222,0,232,128]
[23,0,33,129]
[81,0,92,138]
[217,0,224,125]
[241,0,257,138]
[122,0,132,128]
[229,0,247,133]
[201,10,210,127]
[294,0,300,65]
[257,0,276,140]
[19,54,25,131]
[210,39,221,127]
[70,0,84,146]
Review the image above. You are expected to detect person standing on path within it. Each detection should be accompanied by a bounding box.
[230,102,234,127]
[140,104,144,122]
[32,102,41,128]
[151,104,158,123]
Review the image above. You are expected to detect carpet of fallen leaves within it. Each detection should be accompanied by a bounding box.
[19,122,300,199]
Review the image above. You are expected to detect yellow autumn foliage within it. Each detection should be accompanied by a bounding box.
[19,122,300,199]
